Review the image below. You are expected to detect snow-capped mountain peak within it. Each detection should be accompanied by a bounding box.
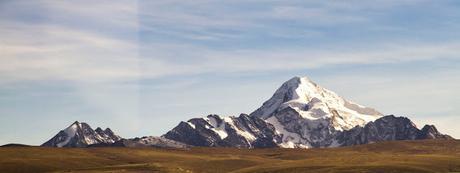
[42,121,122,147]
[248,76,384,148]
[251,76,382,131]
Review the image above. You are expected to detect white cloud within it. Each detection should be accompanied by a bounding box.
[0,23,139,84]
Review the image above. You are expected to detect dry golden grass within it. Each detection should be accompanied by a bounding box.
[1,140,460,173]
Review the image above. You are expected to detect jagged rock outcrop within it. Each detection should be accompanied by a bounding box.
[417,124,453,140]
[335,115,453,146]
[163,114,281,148]
[95,127,122,143]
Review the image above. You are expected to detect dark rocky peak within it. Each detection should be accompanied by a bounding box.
[418,125,453,140]
[104,128,114,134]
[95,127,104,133]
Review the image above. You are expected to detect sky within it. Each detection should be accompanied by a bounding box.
[0,0,459,145]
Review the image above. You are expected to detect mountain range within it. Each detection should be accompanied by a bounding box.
[42,121,188,149]
[41,76,453,148]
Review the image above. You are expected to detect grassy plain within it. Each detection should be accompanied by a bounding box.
[1,140,460,173]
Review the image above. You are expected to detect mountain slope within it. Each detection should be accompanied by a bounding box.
[89,136,190,149]
[163,114,281,148]
[41,121,122,147]
[115,136,189,148]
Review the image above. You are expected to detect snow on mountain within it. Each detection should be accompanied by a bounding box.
[251,76,382,130]
[265,116,310,148]
[42,121,122,147]
[250,76,383,148]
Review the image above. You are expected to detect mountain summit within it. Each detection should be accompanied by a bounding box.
[251,76,382,129]
[42,121,122,147]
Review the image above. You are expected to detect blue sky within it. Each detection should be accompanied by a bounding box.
[1,0,460,145]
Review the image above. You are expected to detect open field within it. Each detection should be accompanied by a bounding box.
[1,140,460,173]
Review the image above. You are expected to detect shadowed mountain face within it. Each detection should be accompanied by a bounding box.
[336,115,453,146]
[164,76,452,148]
[418,124,453,140]
[163,114,281,148]
[41,121,122,147]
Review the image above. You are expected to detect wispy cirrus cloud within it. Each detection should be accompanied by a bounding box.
[3,0,459,84]
[136,0,460,81]
[0,0,139,84]
[140,41,460,79]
